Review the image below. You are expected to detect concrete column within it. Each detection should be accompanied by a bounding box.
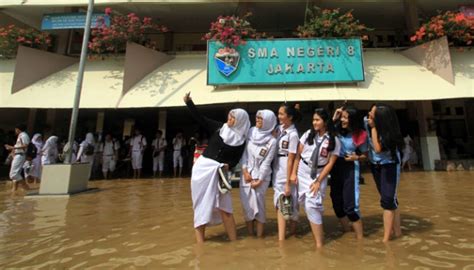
[237,2,256,17]
[163,31,174,52]
[95,111,105,134]
[27,109,37,134]
[158,109,167,137]
[55,30,72,55]
[123,119,135,139]
[403,0,420,34]
[44,109,57,138]
[465,99,474,137]
[416,101,441,171]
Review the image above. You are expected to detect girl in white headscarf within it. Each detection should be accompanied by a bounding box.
[76,133,95,166]
[42,136,59,165]
[27,133,43,183]
[184,92,250,243]
[240,110,277,237]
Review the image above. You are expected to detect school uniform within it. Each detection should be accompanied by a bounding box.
[130,135,147,170]
[364,117,401,210]
[9,131,30,182]
[77,133,95,166]
[330,131,368,222]
[28,134,43,179]
[272,124,300,221]
[402,135,414,164]
[297,130,341,225]
[101,140,120,173]
[240,110,277,224]
[153,137,167,173]
[186,99,250,228]
[41,136,58,165]
[172,137,184,168]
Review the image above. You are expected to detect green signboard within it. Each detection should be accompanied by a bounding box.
[207,38,365,85]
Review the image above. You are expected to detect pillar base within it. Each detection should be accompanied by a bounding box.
[420,136,441,171]
[38,163,91,195]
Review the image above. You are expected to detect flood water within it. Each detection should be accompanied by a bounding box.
[0,171,473,269]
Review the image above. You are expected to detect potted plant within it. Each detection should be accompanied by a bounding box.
[0,25,52,59]
[410,11,473,47]
[88,8,168,57]
[296,7,371,40]
[202,13,266,76]
[202,12,265,47]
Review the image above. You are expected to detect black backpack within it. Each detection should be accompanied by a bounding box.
[85,144,95,156]
[26,143,37,159]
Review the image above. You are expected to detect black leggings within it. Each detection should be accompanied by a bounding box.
[370,163,400,210]
[330,157,361,222]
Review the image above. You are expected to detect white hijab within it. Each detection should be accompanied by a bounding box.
[43,136,58,151]
[219,108,250,146]
[249,110,277,145]
[85,133,95,145]
[32,133,43,148]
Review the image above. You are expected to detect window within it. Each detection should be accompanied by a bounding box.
[455,107,464,116]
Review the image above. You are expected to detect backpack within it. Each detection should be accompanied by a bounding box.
[85,143,95,156]
[26,143,38,159]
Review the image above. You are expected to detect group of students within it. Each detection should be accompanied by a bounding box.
[5,122,201,188]
[128,128,193,179]
[185,92,404,246]
[4,124,59,192]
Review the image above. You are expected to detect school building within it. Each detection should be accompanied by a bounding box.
[0,0,473,171]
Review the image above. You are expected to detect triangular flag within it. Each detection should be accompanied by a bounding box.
[12,46,79,93]
[122,42,173,96]
[401,36,454,85]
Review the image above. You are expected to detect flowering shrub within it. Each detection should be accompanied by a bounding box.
[410,11,473,46]
[0,25,52,59]
[202,12,265,47]
[88,8,168,55]
[296,7,371,40]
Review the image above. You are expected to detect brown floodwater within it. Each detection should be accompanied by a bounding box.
[0,171,473,269]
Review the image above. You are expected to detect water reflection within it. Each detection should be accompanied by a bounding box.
[0,171,473,269]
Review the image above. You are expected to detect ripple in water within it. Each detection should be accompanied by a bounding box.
[408,254,456,268]
[430,250,474,261]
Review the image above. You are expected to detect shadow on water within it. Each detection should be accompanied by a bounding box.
[205,212,434,244]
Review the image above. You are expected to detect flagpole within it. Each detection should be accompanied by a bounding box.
[66,0,94,163]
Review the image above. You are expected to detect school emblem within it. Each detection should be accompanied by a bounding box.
[214,47,240,76]
[321,147,328,158]
[259,148,268,157]
[282,140,289,150]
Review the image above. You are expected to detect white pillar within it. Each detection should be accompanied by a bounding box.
[123,119,135,139]
[27,109,37,135]
[403,0,420,34]
[44,109,57,138]
[417,101,441,171]
[158,109,167,137]
[95,111,105,133]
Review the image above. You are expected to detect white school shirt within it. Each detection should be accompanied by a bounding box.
[299,130,341,168]
[172,137,184,151]
[130,135,147,152]
[14,132,30,154]
[153,138,167,151]
[275,124,299,156]
[242,137,277,181]
[101,140,120,156]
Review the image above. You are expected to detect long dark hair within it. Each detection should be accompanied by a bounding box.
[280,103,302,123]
[306,108,336,151]
[371,104,404,160]
[336,106,363,136]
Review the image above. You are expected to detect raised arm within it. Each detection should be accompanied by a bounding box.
[184,92,222,134]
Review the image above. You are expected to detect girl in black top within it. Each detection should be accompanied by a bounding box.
[184,92,250,243]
